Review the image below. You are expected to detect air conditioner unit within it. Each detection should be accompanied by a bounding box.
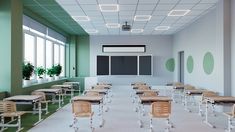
[102,45,146,53]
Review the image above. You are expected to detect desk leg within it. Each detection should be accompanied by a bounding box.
[99,100,104,127]
[34,102,43,125]
[137,99,143,128]
[198,100,203,116]
[56,93,61,111]
[184,95,191,112]
[203,101,215,128]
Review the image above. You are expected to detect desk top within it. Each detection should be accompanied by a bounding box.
[139,96,172,102]
[72,95,103,102]
[35,88,61,93]
[85,89,108,93]
[186,89,208,95]
[63,82,80,85]
[135,89,158,94]
[205,96,235,103]
[52,84,72,88]
[4,95,42,102]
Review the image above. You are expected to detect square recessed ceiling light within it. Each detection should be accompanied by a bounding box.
[106,23,120,28]
[99,4,119,12]
[85,29,98,34]
[155,26,170,30]
[168,10,191,16]
[134,15,152,21]
[72,16,90,21]
[131,29,144,33]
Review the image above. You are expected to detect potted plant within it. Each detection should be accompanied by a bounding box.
[54,64,62,80]
[47,67,55,81]
[22,62,34,86]
[35,67,46,83]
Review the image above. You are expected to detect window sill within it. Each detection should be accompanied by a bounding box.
[22,78,67,88]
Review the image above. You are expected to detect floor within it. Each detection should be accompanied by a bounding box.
[29,85,233,132]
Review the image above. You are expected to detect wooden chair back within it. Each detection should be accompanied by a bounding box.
[31,91,46,101]
[85,91,99,96]
[137,85,150,90]
[232,104,235,117]
[184,84,195,90]
[72,101,91,117]
[143,91,158,97]
[151,101,171,118]
[0,101,17,113]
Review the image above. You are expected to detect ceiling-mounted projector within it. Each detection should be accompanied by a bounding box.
[122,21,131,31]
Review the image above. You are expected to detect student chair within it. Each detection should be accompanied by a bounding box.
[224,104,235,132]
[0,101,25,132]
[149,101,172,132]
[143,91,158,97]
[71,101,94,132]
[31,91,50,114]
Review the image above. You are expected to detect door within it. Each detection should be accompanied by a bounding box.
[179,51,184,83]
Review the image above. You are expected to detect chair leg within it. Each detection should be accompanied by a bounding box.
[45,102,49,114]
[149,118,153,129]
[1,116,5,131]
[90,116,94,132]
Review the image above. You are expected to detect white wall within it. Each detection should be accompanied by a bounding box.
[89,35,173,85]
[173,1,231,95]
[231,0,235,96]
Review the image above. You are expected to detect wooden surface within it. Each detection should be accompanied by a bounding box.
[85,89,108,94]
[72,95,103,102]
[186,89,207,95]
[135,89,158,94]
[205,96,235,103]
[4,95,42,102]
[139,96,172,103]
[35,88,61,93]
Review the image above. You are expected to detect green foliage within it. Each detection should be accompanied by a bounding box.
[22,62,34,80]
[54,64,62,76]
[35,67,46,78]
[46,67,55,77]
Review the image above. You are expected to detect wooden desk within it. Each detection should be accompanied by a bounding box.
[203,96,235,128]
[52,84,74,98]
[135,90,158,95]
[63,82,80,94]
[4,95,43,125]
[85,89,108,95]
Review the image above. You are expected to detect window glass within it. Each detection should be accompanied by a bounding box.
[24,34,35,65]
[46,40,53,69]
[36,37,45,67]
[54,44,60,65]
[60,45,65,76]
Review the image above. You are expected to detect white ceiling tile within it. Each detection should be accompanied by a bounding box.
[152,10,168,16]
[118,0,138,4]
[179,0,200,4]
[56,0,78,5]
[139,0,159,4]
[119,11,135,16]
[173,4,195,10]
[159,0,179,4]
[119,5,137,11]
[79,4,99,11]
[98,0,117,4]
[77,0,97,4]
[200,0,218,4]
[155,4,175,10]
[137,4,156,11]
[192,3,214,10]
[135,11,152,15]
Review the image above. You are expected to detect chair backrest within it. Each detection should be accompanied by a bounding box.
[31,91,46,101]
[138,85,151,90]
[201,91,217,101]
[85,91,99,96]
[232,104,235,117]
[0,101,17,113]
[72,101,91,116]
[133,82,146,86]
[143,91,158,97]
[184,84,195,90]
[151,101,171,118]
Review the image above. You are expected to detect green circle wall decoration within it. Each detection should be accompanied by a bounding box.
[165,58,175,72]
[203,52,214,75]
[187,56,194,73]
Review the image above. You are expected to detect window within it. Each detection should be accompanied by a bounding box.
[23,15,67,83]
[24,34,35,65]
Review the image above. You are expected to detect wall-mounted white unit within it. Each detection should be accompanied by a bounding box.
[102,45,146,53]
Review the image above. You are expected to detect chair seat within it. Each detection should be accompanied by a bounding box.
[1,111,25,117]
[74,112,94,117]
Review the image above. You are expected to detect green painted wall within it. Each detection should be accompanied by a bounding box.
[77,35,90,77]
[0,0,23,94]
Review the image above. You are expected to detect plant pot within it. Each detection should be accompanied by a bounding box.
[38,78,44,83]
[55,76,60,80]
[48,77,54,81]
[23,80,31,86]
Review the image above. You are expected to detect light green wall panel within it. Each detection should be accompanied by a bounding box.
[187,56,194,73]
[77,35,90,77]
[203,52,214,75]
[0,0,23,94]
[165,58,175,72]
